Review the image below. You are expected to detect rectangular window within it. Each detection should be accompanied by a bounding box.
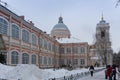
[40,56,42,64]
[52,44,54,52]
[44,57,47,65]
[66,47,71,53]
[66,59,71,65]
[60,59,64,65]
[47,42,49,50]
[40,38,43,48]
[61,47,64,54]
[74,59,78,65]
[56,58,59,65]
[48,57,51,65]
[48,43,51,51]
[44,40,47,49]
[52,58,54,65]
[74,47,78,54]
[80,47,85,53]
[80,59,85,65]
[46,57,49,65]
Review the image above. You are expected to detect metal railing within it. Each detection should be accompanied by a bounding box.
[49,68,105,80]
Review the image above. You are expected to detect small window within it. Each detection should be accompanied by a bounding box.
[80,59,85,65]
[66,59,71,65]
[66,47,71,53]
[61,47,64,54]
[80,47,85,53]
[31,55,36,64]
[60,59,64,65]
[74,59,78,65]
[74,47,78,53]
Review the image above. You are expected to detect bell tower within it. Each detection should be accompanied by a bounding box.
[95,15,113,66]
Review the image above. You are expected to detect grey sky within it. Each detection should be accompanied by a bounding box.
[3,0,120,52]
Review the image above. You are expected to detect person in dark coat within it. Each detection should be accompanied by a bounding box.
[89,65,94,77]
[112,64,117,80]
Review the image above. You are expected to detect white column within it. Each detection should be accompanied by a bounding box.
[19,22,22,64]
[7,15,12,65]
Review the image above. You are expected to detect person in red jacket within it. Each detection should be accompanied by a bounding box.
[106,65,112,80]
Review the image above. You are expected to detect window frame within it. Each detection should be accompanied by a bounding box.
[22,53,29,64]
[11,51,19,64]
[0,16,9,35]
[11,23,20,39]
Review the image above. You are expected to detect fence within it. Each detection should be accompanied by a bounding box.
[49,68,105,80]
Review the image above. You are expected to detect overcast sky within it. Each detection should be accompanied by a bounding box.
[3,0,120,52]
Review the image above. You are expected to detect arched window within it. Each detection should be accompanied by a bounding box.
[32,34,37,45]
[31,54,36,64]
[11,51,19,64]
[22,29,29,42]
[101,30,105,38]
[12,24,19,39]
[0,17,8,35]
[22,53,29,64]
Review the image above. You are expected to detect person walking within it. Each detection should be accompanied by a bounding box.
[112,64,117,80]
[105,65,109,79]
[106,65,112,80]
[89,65,94,77]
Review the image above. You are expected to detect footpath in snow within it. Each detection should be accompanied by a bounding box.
[78,70,105,80]
[78,70,119,80]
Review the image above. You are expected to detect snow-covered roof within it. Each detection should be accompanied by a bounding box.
[57,37,81,43]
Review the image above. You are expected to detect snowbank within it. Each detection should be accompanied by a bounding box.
[0,63,104,80]
[0,63,14,79]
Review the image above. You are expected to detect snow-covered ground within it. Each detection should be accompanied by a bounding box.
[78,70,106,80]
[0,63,104,80]
[78,70,120,80]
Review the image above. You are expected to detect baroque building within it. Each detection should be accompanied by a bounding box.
[0,4,113,68]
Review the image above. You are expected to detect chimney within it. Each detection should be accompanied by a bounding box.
[30,21,34,26]
[20,16,24,20]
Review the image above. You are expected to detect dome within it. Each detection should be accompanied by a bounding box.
[51,16,71,39]
[53,23,69,30]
